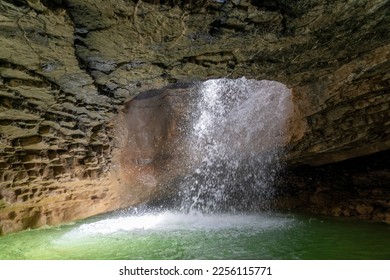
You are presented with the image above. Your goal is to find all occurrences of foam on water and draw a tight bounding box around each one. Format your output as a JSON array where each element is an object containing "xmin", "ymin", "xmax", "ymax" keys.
[
  {"xmin": 2, "ymin": 212, "xmax": 389, "ymax": 260},
  {"xmin": 62, "ymin": 212, "xmax": 294, "ymax": 239},
  {"xmin": 61, "ymin": 79, "xmax": 294, "ymax": 242}
]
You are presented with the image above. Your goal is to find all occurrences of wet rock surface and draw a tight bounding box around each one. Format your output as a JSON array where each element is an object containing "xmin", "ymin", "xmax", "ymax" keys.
[
  {"xmin": 113, "ymin": 84, "xmax": 196, "ymax": 206},
  {"xmin": 0, "ymin": 0, "xmax": 389, "ymax": 233},
  {"xmin": 275, "ymin": 150, "xmax": 390, "ymax": 223}
]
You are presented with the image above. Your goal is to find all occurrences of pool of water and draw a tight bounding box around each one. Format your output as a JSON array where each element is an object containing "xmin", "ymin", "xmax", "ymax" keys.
[{"xmin": 0, "ymin": 210, "xmax": 389, "ymax": 260}]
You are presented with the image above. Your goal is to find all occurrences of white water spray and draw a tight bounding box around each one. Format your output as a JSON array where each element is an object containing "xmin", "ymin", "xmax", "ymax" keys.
[
  {"xmin": 178, "ymin": 78, "xmax": 292, "ymax": 213},
  {"xmin": 61, "ymin": 78, "xmax": 293, "ymax": 240},
  {"xmin": 62, "ymin": 211, "xmax": 293, "ymax": 238}
]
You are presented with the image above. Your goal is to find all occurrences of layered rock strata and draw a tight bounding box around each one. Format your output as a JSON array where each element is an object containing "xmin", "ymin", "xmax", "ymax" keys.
[
  {"xmin": 276, "ymin": 150, "xmax": 390, "ymax": 223},
  {"xmin": 0, "ymin": 0, "xmax": 389, "ymax": 234}
]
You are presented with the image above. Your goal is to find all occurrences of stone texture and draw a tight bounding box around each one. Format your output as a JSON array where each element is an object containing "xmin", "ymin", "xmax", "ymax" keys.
[
  {"xmin": 64, "ymin": 0, "xmax": 390, "ymax": 165},
  {"xmin": 274, "ymin": 150, "xmax": 390, "ymax": 223},
  {"xmin": 0, "ymin": 0, "xmax": 131, "ymax": 234},
  {"xmin": 0, "ymin": 0, "xmax": 389, "ymax": 233},
  {"xmin": 113, "ymin": 85, "xmax": 196, "ymax": 205}
]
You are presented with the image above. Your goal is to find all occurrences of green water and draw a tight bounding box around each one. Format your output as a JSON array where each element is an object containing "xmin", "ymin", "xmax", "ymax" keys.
[{"xmin": 0, "ymin": 211, "xmax": 389, "ymax": 260}]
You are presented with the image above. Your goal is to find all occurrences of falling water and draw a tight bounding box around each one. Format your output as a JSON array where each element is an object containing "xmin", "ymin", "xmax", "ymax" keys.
[
  {"xmin": 178, "ymin": 78, "xmax": 293, "ymax": 213},
  {"xmin": 1, "ymin": 78, "xmax": 389, "ymax": 260}
]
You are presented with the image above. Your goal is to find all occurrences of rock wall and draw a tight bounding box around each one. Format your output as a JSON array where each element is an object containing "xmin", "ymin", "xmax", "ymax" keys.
[
  {"xmin": 114, "ymin": 85, "xmax": 196, "ymax": 206},
  {"xmin": 0, "ymin": 0, "xmax": 126, "ymax": 234},
  {"xmin": 275, "ymin": 150, "xmax": 390, "ymax": 223},
  {"xmin": 289, "ymin": 45, "xmax": 390, "ymax": 165},
  {"xmin": 0, "ymin": 0, "xmax": 389, "ymax": 234}
]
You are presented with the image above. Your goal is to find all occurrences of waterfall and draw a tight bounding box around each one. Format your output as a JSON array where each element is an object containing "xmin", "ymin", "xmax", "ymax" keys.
[{"xmin": 178, "ymin": 78, "xmax": 292, "ymax": 213}]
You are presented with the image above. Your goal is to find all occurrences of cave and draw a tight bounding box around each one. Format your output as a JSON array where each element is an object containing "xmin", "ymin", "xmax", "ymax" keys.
[
  {"xmin": 0, "ymin": 0, "xmax": 389, "ymax": 259},
  {"xmin": 115, "ymin": 78, "xmax": 294, "ymax": 212}
]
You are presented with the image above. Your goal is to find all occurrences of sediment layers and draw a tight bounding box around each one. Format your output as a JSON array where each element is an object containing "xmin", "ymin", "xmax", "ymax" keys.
[{"xmin": 0, "ymin": 0, "xmax": 389, "ymax": 233}]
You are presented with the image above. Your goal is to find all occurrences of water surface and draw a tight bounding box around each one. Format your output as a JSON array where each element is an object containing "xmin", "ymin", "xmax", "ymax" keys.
[{"xmin": 0, "ymin": 211, "xmax": 389, "ymax": 260}]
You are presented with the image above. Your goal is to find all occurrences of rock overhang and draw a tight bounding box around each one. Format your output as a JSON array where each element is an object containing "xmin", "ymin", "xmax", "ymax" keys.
[{"xmin": 0, "ymin": 0, "xmax": 389, "ymax": 234}]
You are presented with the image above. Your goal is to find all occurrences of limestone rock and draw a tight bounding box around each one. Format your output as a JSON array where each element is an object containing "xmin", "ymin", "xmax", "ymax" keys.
[
  {"xmin": 0, "ymin": 0, "xmax": 389, "ymax": 233},
  {"xmin": 274, "ymin": 150, "xmax": 390, "ymax": 223},
  {"xmin": 356, "ymin": 204, "xmax": 374, "ymax": 215}
]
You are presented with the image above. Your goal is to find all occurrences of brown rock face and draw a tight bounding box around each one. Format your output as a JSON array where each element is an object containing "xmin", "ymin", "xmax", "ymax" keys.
[
  {"xmin": 0, "ymin": 0, "xmax": 389, "ymax": 233},
  {"xmin": 113, "ymin": 85, "xmax": 195, "ymax": 205}
]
